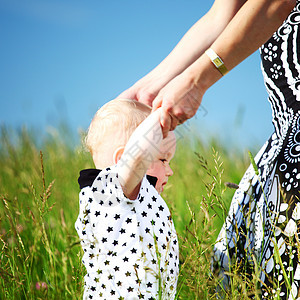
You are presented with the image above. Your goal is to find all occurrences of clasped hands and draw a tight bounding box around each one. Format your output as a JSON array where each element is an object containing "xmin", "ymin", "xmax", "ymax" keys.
[{"xmin": 119, "ymin": 72, "xmax": 203, "ymax": 138}]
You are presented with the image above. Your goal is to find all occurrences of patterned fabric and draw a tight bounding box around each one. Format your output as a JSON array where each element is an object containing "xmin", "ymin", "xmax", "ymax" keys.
[
  {"xmin": 75, "ymin": 165, "xmax": 179, "ymax": 300},
  {"xmin": 213, "ymin": 3, "xmax": 300, "ymax": 299}
]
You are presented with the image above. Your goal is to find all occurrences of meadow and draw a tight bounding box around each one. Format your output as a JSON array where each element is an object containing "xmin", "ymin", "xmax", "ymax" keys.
[{"xmin": 0, "ymin": 125, "xmax": 261, "ymax": 299}]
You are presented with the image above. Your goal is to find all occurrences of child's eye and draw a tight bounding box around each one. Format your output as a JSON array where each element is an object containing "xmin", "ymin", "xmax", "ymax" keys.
[{"xmin": 160, "ymin": 159, "xmax": 167, "ymax": 163}]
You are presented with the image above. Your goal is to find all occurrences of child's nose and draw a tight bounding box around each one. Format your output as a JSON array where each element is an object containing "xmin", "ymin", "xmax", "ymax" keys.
[{"xmin": 166, "ymin": 165, "xmax": 173, "ymax": 176}]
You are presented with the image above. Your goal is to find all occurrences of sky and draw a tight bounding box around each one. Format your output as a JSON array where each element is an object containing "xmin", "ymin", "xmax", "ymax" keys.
[{"xmin": 0, "ymin": 0, "xmax": 274, "ymax": 151}]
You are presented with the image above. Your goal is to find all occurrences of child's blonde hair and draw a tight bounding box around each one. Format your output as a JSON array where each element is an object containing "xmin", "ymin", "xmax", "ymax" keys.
[{"xmin": 86, "ymin": 99, "xmax": 151, "ymax": 167}]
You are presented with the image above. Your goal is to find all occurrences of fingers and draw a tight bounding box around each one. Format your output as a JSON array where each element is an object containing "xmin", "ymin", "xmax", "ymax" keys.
[
  {"xmin": 117, "ymin": 89, "xmax": 138, "ymax": 101},
  {"xmin": 159, "ymin": 109, "xmax": 172, "ymax": 139},
  {"xmin": 152, "ymin": 96, "xmax": 163, "ymax": 112}
]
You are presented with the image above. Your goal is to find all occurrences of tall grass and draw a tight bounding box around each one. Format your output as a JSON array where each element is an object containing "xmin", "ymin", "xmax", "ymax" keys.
[{"xmin": 0, "ymin": 125, "xmax": 255, "ymax": 299}]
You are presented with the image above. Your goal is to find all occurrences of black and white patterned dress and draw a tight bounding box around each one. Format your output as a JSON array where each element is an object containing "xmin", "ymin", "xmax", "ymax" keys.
[
  {"xmin": 213, "ymin": 3, "xmax": 300, "ymax": 299},
  {"xmin": 75, "ymin": 165, "xmax": 179, "ymax": 300}
]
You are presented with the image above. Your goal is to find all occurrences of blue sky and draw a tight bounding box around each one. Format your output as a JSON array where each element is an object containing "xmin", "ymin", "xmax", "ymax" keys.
[{"xmin": 0, "ymin": 0, "xmax": 274, "ymax": 150}]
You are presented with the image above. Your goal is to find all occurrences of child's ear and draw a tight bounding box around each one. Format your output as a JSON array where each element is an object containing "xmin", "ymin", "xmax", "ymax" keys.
[{"xmin": 113, "ymin": 146, "xmax": 125, "ymax": 164}]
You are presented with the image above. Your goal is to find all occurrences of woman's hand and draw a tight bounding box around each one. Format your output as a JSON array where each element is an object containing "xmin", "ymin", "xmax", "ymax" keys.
[
  {"xmin": 152, "ymin": 70, "xmax": 204, "ymax": 138},
  {"xmin": 118, "ymin": 72, "xmax": 171, "ymax": 107}
]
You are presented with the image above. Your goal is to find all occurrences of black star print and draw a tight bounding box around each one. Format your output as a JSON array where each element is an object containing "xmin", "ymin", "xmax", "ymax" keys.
[
  {"xmin": 147, "ymin": 282, "xmax": 152, "ymax": 288},
  {"xmin": 148, "ymin": 243, "xmax": 153, "ymax": 249},
  {"xmin": 145, "ymin": 227, "xmax": 150, "ymax": 233},
  {"xmin": 123, "ymin": 256, "xmax": 129, "ymax": 262},
  {"xmin": 152, "ymin": 196, "xmax": 157, "ymax": 202},
  {"xmin": 83, "ymin": 219, "xmax": 89, "ymax": 225},
  {"xmin": 151, "ymin": 259, "xmax": 156, "ymax": 264},
  {"xmin": 125, "ymin": 271, "xmax": 131, "ymax": 277},
  {"xmin": 88, "ymin": 197, "xmax": 93, "ymax": 203},
  {"xmin": 104, "ymin": 260, "xmax": 110, "ymax": 265},
  {"xmin": 117, "ymin": 281, "xmax": 122, "ymax": 286},
  {"xmin": 141, "ymin": 211, "xmax": 147, "ymax": 217},
  {"xmin": 97, "ymin": 269, "xmax": 102, "ymax": 274},
  {"xmin": 122, "ymin": 242, "xmax": 127, "ymax": 247},
  {"xmin": 89, "ymin": 263, "xmax": 94, "ymax": 268},
  {"xmin": 95, "ymin": 211, "xmax": 100, "ymax": 217},
  {"xmin": 102, "ymin": 237, "xmax": 107, "ymax": 243},
  {"xmin": 112, "ymin": 240, "xmax": 118, "ymax": 246},
  {"xmin": 99, "ymin": 200, "xmax": 104, "ymax": 205},
  {"xmin": 158, "ymin": 205, "xmax": 164, "ymax": 211},
  {"xmin": 110, "ymin": 289, "xmax": 115, "ymax": 295},
  {"xmin": 94, "ymin": 277, "xmax": 99, "ymax": 282},
  {"xmin": 138, "ymin": 293, "xmax": 145, "ymax": 299},
  {"xmin": 108, "ymin": 275, "xmax": 113, "ymax": 280},
  {"xmin": 92, "ymin": 187, "xmax": 97, "ymax": 192},
  {"xmin": 125, "ymin": 218, "xmax": 132, "ymax": 224},
  {"xmin": 162, "ymin": 244, "xmax": 166, "ymax": 250},
  {"xmin": 107, "ymin": 226, "xmax": 113, "ymax": 232},
  {"xmin": 151, "ymin": 220, "xmax": 155, "ymax": 225},
  {"xmin": 114, "ymin": 266, "xmax": 120, "ymax": 272},
  {"xmin": 127, "ymin": 286, "xmax": 134, "ymax": 292},
  {"xmin": 82, "ymin": 230, "xmax": 86, "ymax": 235},
  {"xmin": 133, "ymin": 263, "xmax": 139, "ymax": 269},
  {"xmin": 101, "ymin": 284, "xmax": 106, "ymax": 289},
  {"xmin": 156, "ymin": 213, "xmax": 160, "ymax": 218},
  {"xmin": 131, "ymin": 248, "xmax": 137, "ymax": 254},
  {"xmin": 120, "ymin": 228, "xmax": 126, "ymax": 234},
  {"xmin": 130, "ymin": 233, "xmax": 136, "ymax": 238},
  {"xmin": 139, "ymin": 196, "xmax": 144, "ymax": 203},
  {"xmin": 91, "ymin": 286, "xmax": 96, "ymax": 291},
  {"xmin": 147, "ymin": 203, "xmax": 152, "ymax": 209},
  {"xmin": 159, "ymin": 228, "xmax": 163, "ymax": 234},
  {"xmin": 114, "ymin": 214, "xmax": 120, "ymax": 220}
]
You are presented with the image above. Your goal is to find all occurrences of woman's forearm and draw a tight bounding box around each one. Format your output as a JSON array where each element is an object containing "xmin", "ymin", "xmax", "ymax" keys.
[
  {"xmin": 147, "ymin": 0, "xmax": 246, "ymax": 85},
  {"xmin": 188, "ymin": 0, "xmax": 295, "ymax": 92}
]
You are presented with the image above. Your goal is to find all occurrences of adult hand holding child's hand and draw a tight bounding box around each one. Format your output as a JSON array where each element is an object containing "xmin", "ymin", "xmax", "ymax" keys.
[{"xmin": 152, "ymin": 71, "xmax": 204, "ymax": 138}]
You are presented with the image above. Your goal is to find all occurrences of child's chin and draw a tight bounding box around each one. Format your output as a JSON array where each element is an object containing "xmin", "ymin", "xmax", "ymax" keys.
[{"xmin": 155, "ymin": 186, "xmax": 163, "ymax": 194}]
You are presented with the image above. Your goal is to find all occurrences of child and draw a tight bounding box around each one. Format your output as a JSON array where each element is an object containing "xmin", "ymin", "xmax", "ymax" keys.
[{"xmin": 75, "ymin": 99, "xmax": 179, "ymax": 300}]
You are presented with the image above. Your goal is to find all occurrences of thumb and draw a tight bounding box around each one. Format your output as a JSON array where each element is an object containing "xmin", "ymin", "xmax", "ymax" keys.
[
  {"xmin": 160, "ymin": 109, "xmax": 171, "ymax": 139},
  {"xmin": 152, "ymin": 95, "xmax": 163, "ymax": 112}
]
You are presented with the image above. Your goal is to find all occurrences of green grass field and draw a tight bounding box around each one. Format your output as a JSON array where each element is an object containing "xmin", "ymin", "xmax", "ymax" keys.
[{"xmin": 0, "ymin": 125, "xmax": 262, "ymax": 299}]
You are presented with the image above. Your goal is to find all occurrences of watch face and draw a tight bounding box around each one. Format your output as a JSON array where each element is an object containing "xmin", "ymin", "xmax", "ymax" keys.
[{"xmin": 213, "ymin": 57, "xmax": 223, "ymax": 68}]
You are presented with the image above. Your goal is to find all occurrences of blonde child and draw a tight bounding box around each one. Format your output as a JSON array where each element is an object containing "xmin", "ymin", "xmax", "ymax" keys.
[{"xmin": 75, "ymin": 99, "xmax": 179, "ymax": 299}]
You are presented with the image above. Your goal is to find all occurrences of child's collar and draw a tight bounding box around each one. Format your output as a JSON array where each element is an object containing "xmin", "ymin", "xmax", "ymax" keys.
[{"xmin": 78, "ymin": 168, "xmax": 157, "ymax": 189}]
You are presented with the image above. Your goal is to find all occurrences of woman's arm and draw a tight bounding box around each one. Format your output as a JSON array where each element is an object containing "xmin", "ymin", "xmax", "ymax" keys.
[
  {"xmin": 118, "ymin": 0, "xmax": 246, "ymax": 105},
  {"xmin": 117, "ymin": 109, "xmax": 163, "ymax": 199},
  {"xmin": 152, "ymin": 0, "xmax": 296, "ymax": 137}
]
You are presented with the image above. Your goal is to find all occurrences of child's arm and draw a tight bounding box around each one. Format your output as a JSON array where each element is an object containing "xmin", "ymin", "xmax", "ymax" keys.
[{"xmin": 117, "ymin": 108, "xmax": 163, "ymax": 199}]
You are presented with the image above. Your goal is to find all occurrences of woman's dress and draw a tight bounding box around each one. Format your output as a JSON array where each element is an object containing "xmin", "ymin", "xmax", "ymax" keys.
[{"xmin": 213, "ymin": 2, "xmax": 300, "ymax": 299}]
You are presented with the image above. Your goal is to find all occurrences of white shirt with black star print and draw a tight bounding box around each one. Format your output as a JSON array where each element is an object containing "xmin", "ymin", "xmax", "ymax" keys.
[{"xmin": 75, "ymin": 165, "xmax": 179, "ymax": 300}]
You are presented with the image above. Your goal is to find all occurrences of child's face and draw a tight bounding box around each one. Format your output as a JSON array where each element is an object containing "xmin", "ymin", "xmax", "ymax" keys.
[{"xmin": 146, "ymin": 132, "xmax": 176, "ymax": 194}]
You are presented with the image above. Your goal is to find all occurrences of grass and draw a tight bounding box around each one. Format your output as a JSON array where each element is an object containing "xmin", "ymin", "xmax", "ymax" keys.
[{"xmin": 0, "ymin": 125, "xmax": 271, "ymax": 299}]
